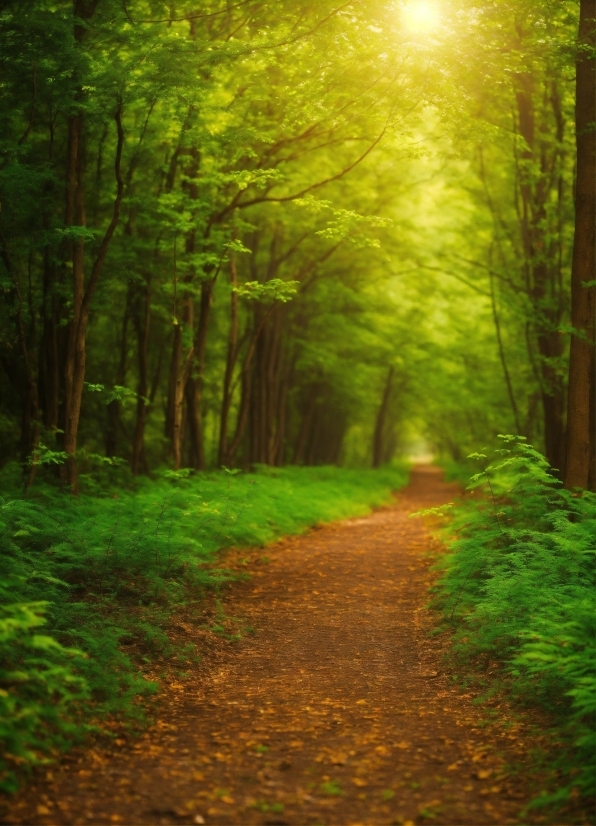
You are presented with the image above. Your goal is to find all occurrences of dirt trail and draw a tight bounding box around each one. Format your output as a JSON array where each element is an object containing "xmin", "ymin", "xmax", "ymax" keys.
[{"xmin": 6, "ymin": 467, "xmax": 548, "ymax": 826}]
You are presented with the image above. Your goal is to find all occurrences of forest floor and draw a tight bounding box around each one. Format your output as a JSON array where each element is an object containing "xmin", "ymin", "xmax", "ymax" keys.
[{"xmin": 2, "ymin": 466, "xmax": 585, "ymax": 826}]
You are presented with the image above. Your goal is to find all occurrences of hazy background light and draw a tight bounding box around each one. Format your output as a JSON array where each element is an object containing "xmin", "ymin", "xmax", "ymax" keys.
[{"xmin": 402, "ymin": 1, "xmax": 441, "ymax": 33}]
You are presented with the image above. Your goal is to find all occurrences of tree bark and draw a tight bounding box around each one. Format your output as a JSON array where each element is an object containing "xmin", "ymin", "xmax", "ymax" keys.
[
  {"xmin": 249, "ymin": 307, "xmax": 285, "ymax": 465},
  {"xmin": 218, "ymin": 252, "xmax": 239, "ymax": 467},
  {"xmin": 170, "ymin": 296, "xmax": 195, "ymax": 471},
  {"xmin": 537, "ymin": 330, "xmax": 566, "ymax": 473},
  {"xmin": 105, "ymin": 288, "xmax": 130, "ymax": 458},
  {"xmin": 186, "ymin": 277, "xmax": 215, "ymax": 469},
  {"xmin": 61, "ymin": 100, "xmax": 124, "ymax": 492},
  {"xmin": 292, "ymin": 394, "xmax": 316, "ymax": 465},
  {"xmin": 226, "ymin": 302, "xmax": 277, "ymax": 465},
  {"xmin": 488, "ymin": 268, "xmax": 521, "ymax": 434},
  {"xmin": 372, "ymin": 366, "xmax": 394, "ymax": 468},
  {"xmin": 512, "ymin": 77, "xmax": 567, "ymax": 471},
  {"xmin": 565, "ymin": 0, "xmax": 596, "ymax": 491},
  {"xmin": 131, "ymin": 278, "xmax": 151, "ymax": 475},
  {"xmin": 40, "ymin": 243, "xmax": 61, "ymax": 432}
]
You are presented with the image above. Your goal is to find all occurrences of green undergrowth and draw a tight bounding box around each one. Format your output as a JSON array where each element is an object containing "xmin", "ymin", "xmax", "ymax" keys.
[
  {"xmin": 432, "ymin": 437, "xmax": 595, "ymax": 809},
  {"xmin": 0, "ymin": 461, "xmax": 408, "ymax": 792}
]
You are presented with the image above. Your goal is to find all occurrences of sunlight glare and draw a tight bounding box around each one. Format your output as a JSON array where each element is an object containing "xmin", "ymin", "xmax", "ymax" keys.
[{"xmin": 402, "ymin": 1, "xmax": 441, "ymax": 33}]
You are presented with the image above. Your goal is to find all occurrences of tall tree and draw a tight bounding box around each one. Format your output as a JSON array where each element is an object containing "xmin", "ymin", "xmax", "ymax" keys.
[{"xmin": 565, "ymin": 0, "xmax": 596, "ymax": 491}]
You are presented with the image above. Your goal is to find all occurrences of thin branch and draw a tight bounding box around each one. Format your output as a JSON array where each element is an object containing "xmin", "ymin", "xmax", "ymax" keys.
[
  {"xmin": 489, "ymin": 265, "xmax": 522, "ymax": 434},
  {"xmin": 417, "ymin": 264, "xmax": 491, "ymax": 297},
  {"xmin": 135, "ymin": 0, "xmax": 255, "ymax": 24},
  {"xmin": 81, "ymin": 100, "xmax": 125, "ymax": 318},
  {"xmin": 449, "ymin": 253, "xmax": 523, "ymax": 293},
  {"xmin": 221, "ymin": 125, "xmax": 387, "ymax": 217}
]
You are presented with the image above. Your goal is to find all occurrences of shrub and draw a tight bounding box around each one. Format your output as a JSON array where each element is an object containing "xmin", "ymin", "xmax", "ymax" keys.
[
  {"xmin": 0, "ymin": 601, "xmax": 88, "ymax": 792},
  {"xmin": 434, "ymin": 436, "xmax": 595, "ymax": 801}
]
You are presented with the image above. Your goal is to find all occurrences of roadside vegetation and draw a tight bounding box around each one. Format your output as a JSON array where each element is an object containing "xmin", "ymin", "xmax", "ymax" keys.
[{"xmin": 432, "ymin": 437, "xmax": 595, "ymax": 806}]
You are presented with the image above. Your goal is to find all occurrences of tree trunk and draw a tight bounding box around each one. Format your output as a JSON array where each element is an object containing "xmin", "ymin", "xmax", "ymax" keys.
[
  {"xmin": 489, "ymin": 267, "xmax": 521, "ymax": 434},
  {"xmin": 565, "ymin": 0, "xmax": 596, "ymax": 491},
  {"xmin": 170, "ymin": 295, "xmax": 195, "ymax": 470},
  {"xmin": 61, "ymin": 111, "xmax": 86, "ymax": 491},
  {"xmin": 536, "ymin": 329, "xmax": 566, "ymax": 473},
  {"xmin": 40, "ymin": 249, "xmax": 61, "ymax": 432},
  {"xmin": 372, "ymin": 366, "xmax": 394, "ymax": 468},
  {"xmin": 511, "ymin": 68, "xmax": 568, "ymax": 470},
  {"xmin": 292, "ymin": 395, "xmax": 316, "ymax": 465},
  {"xmin": 248, "ymin": 306, "xmax": 287, "ymax": 465},
  {"xmin": 61, "ymin": 101, "xmax": 124, "ymax": 492},
  {"xmin": 226, "ymin": 304, "xmax": 277, "ymax": 465},
  {"xmin": 218, "ymin": 253, "xmax": 239, "ymax": 467},
  {"xmin": 186, "ymin": 277, "xmax": 214, "ymax": 470},
  {"xmin": 131, "ymin": 278, "xmax": 151, "ymax": 475},
  {"xmin": 105, "ymin": 289, "xmax": 130, "ymax": 458}
]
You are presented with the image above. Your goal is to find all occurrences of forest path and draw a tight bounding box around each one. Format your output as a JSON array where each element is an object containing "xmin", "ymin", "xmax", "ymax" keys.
[{"xmin": 7, "ymin": 467, "xmax": 547, "ymax": 826}]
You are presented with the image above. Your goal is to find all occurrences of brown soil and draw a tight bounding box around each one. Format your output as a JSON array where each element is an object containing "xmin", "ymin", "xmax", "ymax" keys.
[{"xmin": 2, "ymin": 467, "xmax": 577, "ymax": 825}]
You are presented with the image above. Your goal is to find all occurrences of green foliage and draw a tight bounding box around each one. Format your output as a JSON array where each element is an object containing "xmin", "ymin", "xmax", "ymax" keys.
[
  {"xmin": 233, "ymin": 279, "xmax": 299, "ymax": 304},
  {"xmin": 0, "ymin": 463, "xmax": 408, "ymax": 791},
  {"xmin": 432, "ymin": 437, "xmax": 595, "ymax": 801},
  {"xmin": 0, "ymin": 601, "xmax": 88, "ymax": 793}
]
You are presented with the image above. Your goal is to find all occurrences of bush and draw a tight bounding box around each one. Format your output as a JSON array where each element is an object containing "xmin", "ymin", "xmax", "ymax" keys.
[
  {"xmin": 433, "ymin": 436, "xmax": 595, "ymax": 802},
  {"xmin": 0, "ymin": 601, "xmax": 88, "ymax": 792}
]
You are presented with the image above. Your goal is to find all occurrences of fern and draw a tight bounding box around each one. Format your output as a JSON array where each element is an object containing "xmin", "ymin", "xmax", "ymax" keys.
[
  {"xmin": 0, "ymin": 601, "xmax": 88, "ymax": 792},
  {"xmin": 435, "ymin": 437, "xmax": 595, "ymax": 802}
]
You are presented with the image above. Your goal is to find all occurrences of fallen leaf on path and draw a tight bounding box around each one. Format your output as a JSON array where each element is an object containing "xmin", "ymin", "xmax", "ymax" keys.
[
  {"xmin": 351, "ymin": 777, "xmax": 367, "ymax": 786},
  {"xmin": 395, "ymin": 741, "xmax": 410, "ymax": 749},
  {"xmin": 330, "ymin": 752, "xmax": 347, "ymax": 765}
]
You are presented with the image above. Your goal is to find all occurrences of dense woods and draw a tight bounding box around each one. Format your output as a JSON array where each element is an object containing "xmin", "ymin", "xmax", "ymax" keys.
[
  {"xmin": 0, "ymin": 0, "xmax": 594, "ymax": 814},
  {"xmin": 1, "ymin": 0, "xmax": 593, "ymax": 489}
]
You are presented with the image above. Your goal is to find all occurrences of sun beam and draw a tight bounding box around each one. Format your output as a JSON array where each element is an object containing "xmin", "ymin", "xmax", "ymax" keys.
[{"xmin": 402, "ymin": 1, "xmax": 441, "ymax": 33}]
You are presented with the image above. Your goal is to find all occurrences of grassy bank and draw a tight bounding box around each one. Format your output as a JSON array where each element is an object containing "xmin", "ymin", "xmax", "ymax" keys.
[
  {"xmin": 433, "ymin": 438, "xmax": 595, "ymax": 808},
  {"xmin": 0, "ymin": 462, "xmax": 409, "ymax": 792}
]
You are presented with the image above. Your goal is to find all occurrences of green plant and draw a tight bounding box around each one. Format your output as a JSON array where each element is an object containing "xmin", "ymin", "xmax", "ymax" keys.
[
  {"xmin": 0, "ymin": 601, "xmax": 88, "ymax": 792},
  {"xmin": 432, "ymin": 436, "xmax": 595, "ymax": 802},
  {"xmin": 320, "ymin": 779, "xmax": 343, "ymax": 795}
]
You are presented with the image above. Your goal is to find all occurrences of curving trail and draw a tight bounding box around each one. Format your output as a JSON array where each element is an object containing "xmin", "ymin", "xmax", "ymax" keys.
[{"xmin": 5, "ymin": 467, "xmax": 549, "ymax": 826}]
